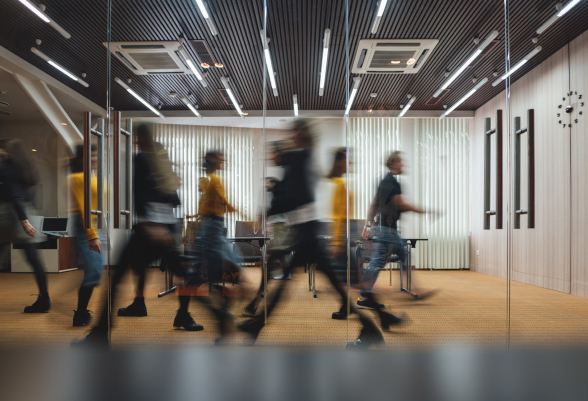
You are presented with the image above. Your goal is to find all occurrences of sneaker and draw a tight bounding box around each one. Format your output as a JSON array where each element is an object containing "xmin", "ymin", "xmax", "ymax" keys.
[
  {"xmin": 24, "ymin": 295, "xmax": 51, "ymax": 313},
  {"xmin": 273, "ymin": 272, "xmax": 291, "ymax": 280},
  {"xmin": 118, "ymin": 298, "xmax": 147, "ymax": 317},
  {"xmin": 73, "ymin": 310, "xmax": 93, "ymax": 327},
  {"xmin": 173, "ymin": 310, "xmax": 204, "ymax": 331},
  {"xmin": 356, "ymin": 297, "xmax": 385, "ymax": 310},
  {"xmin": 346, "ymin": 327, "xmax": 384, "ymax": 350}
]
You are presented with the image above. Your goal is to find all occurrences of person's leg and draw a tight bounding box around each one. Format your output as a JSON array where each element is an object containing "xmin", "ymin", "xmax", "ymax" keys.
[{"xmin": 22, "ymin": 243, "xmax": 50, "ymax": 313}]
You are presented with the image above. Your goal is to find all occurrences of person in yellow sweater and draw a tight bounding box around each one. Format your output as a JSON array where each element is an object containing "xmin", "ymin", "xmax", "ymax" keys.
[{"xmin": 69, "ymin": 144, "xmax": 104, "ymax": 326}]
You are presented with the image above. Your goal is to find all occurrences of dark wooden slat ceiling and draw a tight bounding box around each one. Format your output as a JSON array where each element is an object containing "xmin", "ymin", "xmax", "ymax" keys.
[{"xmin": 1, "ymin": 0, "xmax": 587, "ymax": 114}]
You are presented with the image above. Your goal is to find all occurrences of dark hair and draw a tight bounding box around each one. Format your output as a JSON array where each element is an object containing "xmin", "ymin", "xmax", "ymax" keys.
[
  {"xmin": 0, "ymin": 138, "xmax": 40, "ymax": 189},
  {"xmin": 266, "ymin": 177, "xmax": 279, "ymax": 185},
  {"xmin": 328, "ymin": 147, "xmax": 348, "ymax": 178},
  {"xmin": 70, "ymin": 144, "xmax": 97, "ymax": 173},
  {"xmin": 203, "ymin": 150, "xmax": 223, "ymax": 174},
  {"xmin": 291, "ymin": 118, "xmax": 315, "ymax": 148},
  {"xmin": 136, "ymin": 124, "xmax": 154, "ymax": 150}
]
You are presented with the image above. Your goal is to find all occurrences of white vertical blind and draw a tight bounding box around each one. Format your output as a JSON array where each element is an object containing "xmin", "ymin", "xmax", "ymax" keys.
[
  {"xmin": 349, "ymin": 118, "xmax": 401, "ymax": 219},
  {"xmin": 414, "ymin": 118, "xmax": 470, "ymax": 269},
  {"xmin": 152, "ymin": 123, "xmax": 254, "ymax": 237}
]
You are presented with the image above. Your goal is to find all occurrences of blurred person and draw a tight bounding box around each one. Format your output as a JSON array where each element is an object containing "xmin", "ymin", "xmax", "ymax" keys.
[
  {"xmin": 184, "ymin": 176, "xmax": 209, "ymax": 241},
  {"xmin": 0, "ymin": 139, "xmax": 50, "ymax": 313},
  {"xmin": 179, "ymin": 150, "xmax": 243, "ymax": 344},
  {"xmin": 360, "ymin": 151, "xmax": 436, "ymax": 310},
  {"xmin": 68, "ymin": 144, "xmax": 104, "ymax": 326},
  {"xmin": 76, "ymin": 125, "xmax": 198, "ymax": 347},
  {"xmin": 240, "ymin": 121, "xmax": 396, "ymax": 349}
]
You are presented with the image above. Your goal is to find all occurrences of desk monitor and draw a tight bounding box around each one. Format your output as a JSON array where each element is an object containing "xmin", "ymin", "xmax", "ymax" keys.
[{"xmin": 42, "ymin": 217, "xmax": 68, "ymax": 233}]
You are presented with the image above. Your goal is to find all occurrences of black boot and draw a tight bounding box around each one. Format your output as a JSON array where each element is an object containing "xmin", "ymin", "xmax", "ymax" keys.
[
  {"xmin": 71, "ymin": 326, "xmax": 109, "ymax": 348},
  {"xmin": 380, "ymin": 311, "xmax": 406, "ymax": 331},
  {"xmin": 173, "ymin": 310, "xmax": 203, "ymax": 331},
  {"xmin": 73, "ymin": 310, "xmax": 93, "ymax": 327},
  {"xmin": 117, "ymin": 297, "xmax": 147, "ymax": 317},
  {"xmin": 24, "ymin": 294, "xmax": 51, "ymax": 313},
  {"xmin": 346, "ymin": 327, "xmax": 385, "ymax": 350}
]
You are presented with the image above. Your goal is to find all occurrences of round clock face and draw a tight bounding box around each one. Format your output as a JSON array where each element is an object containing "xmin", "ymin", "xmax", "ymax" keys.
[{"xmin": 557, "ymin": 91, "xmax": 583, "ymax": 129}]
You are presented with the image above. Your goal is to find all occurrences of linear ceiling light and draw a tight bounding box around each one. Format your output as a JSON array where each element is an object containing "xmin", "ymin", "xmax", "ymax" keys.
[
  {"xmin": 433, "ymin": 30, "xmax": 498, "ymax": 97},
  {"xmin": 177, "ymin": 43, "xmax": 207, "ymax": 87},
  {"xmin": 293, "ymin": 94, "xmax": 298, "ymax": 117},
  {"xmin": 319, "ymin": 29, "xmax": 331, "ymax": 96},
  {"xmin": 18, "ymin": 1, "xmax": 71, "ymax": 38},
  {"xmin": 180, "ymin": 96, "xmax": 202, "ymax": 118},
  {"xmin": 31, "ymin": 47, "xmax": 88, "ymax": 87},
  {"xmin": 344, "ymin": 77, "xmax": 361, "ymax": 117},
  {"xmin": 440, "ymin": 77, "xmax": 488, "ymax": 119},
  {"xmin": 260, "ymin": 29, "xmax": 278, "ymax": 97},
  {"xmin": 398, "ymin": 96, "xmax": 415, "ymax": 118},
  {"xmin": 193, "ymin": 0, "xmax": 218, "ymax": 35},
  {"xmin": 114, "ymin": 77, "xmax": 165, "ymax": 119},
  {"xmin": 536, "ymin": 0, "xmax": 582, "ymax": 35},
  {"xmin": 220, "ymin": 77, "xmax": 244, "ymax": 119},
  {"xmin": 371, "ymin": 0, "xmax": 389, "ymax": 34},
  {"xmin": 492, "ymin": 46, "xmax": 542, "ymax": 86}
]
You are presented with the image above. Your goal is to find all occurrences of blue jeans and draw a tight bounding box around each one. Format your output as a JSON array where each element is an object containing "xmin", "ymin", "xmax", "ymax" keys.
[
  {"xmin": 360, "ymin": 226, "xmax": 405, "ymax": 295},
  {"xmin": 73, "ymin": 215, "xmax": 104, "ymax": 287}
]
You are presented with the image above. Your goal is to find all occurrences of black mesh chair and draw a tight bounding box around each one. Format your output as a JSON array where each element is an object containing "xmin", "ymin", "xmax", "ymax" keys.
[{"xmin": 234, "ymin": 221, "xmax": 263, "ymax": 268}]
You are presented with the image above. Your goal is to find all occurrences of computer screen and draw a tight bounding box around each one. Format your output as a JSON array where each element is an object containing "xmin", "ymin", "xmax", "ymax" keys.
[{"xmin": 42, "ymin": 218, "xmax": 68, "ymax": 232}]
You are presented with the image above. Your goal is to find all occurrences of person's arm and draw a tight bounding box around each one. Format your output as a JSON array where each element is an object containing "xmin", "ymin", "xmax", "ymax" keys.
[
  {"xmin": 211, "ymin": 176, "xmax": 237, "ymax": 213},
  {"xmin": 2, "ymin": 166, "xmax": 36, "ymax": 237},
  {"xmin": 70, "ymin": 175, "xmax": 100, "ymax": 246},
  {"xmin": 392, "ymin": 195, "xmax": 427, "ymax": 214},
  {"xmin": 362, "ymin": 198, "xmax": 377, "ymax": 240}
]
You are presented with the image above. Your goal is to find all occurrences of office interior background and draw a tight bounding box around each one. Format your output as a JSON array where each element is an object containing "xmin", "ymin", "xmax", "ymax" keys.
[{"xmin": 0, "ymin": 0, "xmax": 587, "ymax": 352}]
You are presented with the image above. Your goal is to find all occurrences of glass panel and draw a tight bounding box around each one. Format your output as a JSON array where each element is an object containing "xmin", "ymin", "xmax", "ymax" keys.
[{"xmin": 507, "ymin": 0, "xmax": 588, "ymax": 347}]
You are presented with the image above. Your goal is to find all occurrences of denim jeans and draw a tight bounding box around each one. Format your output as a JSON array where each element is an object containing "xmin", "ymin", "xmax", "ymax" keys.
[
  {"xmin": 360, "ymin": 226, "xmax": 405, "ymax": 296},
  {"xmin": 72, "ymin": 215, "xmax": 104, "ymax": 287}
]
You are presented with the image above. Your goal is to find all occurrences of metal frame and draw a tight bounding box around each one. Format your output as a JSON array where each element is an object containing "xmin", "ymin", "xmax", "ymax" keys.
[
  {"xmin": 514, "ymin": 109, "xmax": 535, "ymax": 229},
  {"xmin": 484, "ymin": 109, "xmax": 503, "ymax": 230},
  {"xmin": 113, "ymin": 111, "xmax": 132, "ymax": 229},
  {"xmin": 83, "ymin": 112, "xmax": 105, "ymax": 229}
]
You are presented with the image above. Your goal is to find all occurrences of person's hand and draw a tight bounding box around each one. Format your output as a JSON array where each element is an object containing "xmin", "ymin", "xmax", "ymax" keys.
[
  {"xmin": 362, "ymin": 225, "xmax": 371, "ymax": 240},
  {"xmin": 20, "ymin": 220, "xmax": 36, "ymax": 238},
  {"xmin": 89, "ymin": 238, "xmax": 101, "ymax": 254}
]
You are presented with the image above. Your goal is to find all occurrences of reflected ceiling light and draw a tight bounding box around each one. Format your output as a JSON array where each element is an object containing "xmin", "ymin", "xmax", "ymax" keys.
[
  {"xmin": 201, "ymin": 63, "xmax": 210, "ymax": 68},
  {"xmin": 536, "ymin": 0, "xmax": 582, "ymax": 35},
  {"xmin": 178, "ymin": 41, "xmax": 207, "ymax": 87},
  {"xmin": 214, "ymin": 63, "xmax": 223, "ymax": 68},
  {"xmin": 371, "ymin": 0, "xmax": 389, "ymax": 34},
  {"xmin": 440, "ymin": 77, "xmax": 488, "ymax": 119},
  {"xmin": 390, "ymin": 60, "xmax": 400, "ymax": 64},
  {"xmin": 193, "ymin": 0, "xmax": 218, "ymax": 35},
  {"xmin": 260, "ymin": 30, "xmax": 278, "ymax": 97},
  {"xmin": 319, "ymin": 28, "xmax": 331, "ymax": 96},
  {"xmin": 293, "ymin": 94, "xmax": 299, "ymax": 117},
  {"xmin": 492, "ymin": 46, "xmax": 542, "ymax": 86},
  {"xmin": 406, "ymin": 58, "xmax": 416, "ymax": 65},
  {"xmin": 398, "ymin": 96, "xmax": 415, "ymax": 118},
  {"xmin": 31, "ymin": 48, "xmax": 89, "ymax": 87},
  {"xmin": 220, "ymin": 76, "xmax": 245, "ymax": 119},
  {"xmin": 180, "ymin": 95, "xmax": 202, "ymax": 118},
  {"xmin": 18, "ymin": 1, "xmax": 71, "ymax": 39},
  {"xmin": 60, "ymin": 122, "xmax": 67, "ymax": 125},
  {"xmin": 114, "ymin": 77, "xmax": 165, "ymax": 119},
  {"xmin": 344, "ymin": 77, "xmax": 361, "ymax": 117},
  {"xmin": 434, "ymin": 30, "xmax": 498, "ymax": 97}
]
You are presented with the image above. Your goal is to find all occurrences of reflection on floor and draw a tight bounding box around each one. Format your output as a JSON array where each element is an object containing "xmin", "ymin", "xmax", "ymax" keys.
[{"xmin": 0, "ymin": 268, "xmax": 587, "ymax": 348}]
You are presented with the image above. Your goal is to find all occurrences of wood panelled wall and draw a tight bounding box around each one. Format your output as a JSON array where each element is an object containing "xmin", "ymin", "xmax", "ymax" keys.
[{"xmin": 470, "ymin": 29, "xmax": 588, "ymax": 297}]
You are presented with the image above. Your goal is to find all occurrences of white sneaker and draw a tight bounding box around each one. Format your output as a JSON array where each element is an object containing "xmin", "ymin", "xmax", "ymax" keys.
[{"xmin": 273, "ymin": 273, "xmax": 291, "ymax": 280}]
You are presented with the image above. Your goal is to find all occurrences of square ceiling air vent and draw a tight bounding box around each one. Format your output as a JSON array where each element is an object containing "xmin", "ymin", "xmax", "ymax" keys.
[
  {"xmin": 352, "ymin": 39, "xmax": 438, "ymax": 74},
  {"xmin": 104, "ymin": 41, "xmax": 195, "ymax": 75}
]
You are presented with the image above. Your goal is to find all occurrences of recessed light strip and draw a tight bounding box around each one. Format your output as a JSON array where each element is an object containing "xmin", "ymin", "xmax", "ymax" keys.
[
  {"xmin": 371, "ymin": 0, "xmax": 389, "ymax": 34},
  {"xmin": 260, "ymin": 30, "xmax": 278, "ymax": 97},
  {"xmin": 178, "ymin": 42, "xmax": 207, "ymax": 87},
  {"xmin": 31, "ymin": 47, "xmax": 88, "ymax": 87},
  {"xmin": 220, "ymin": 77, "xmax": 245, "ymax": 119},
  {"xmin": 433, "ymin": 30, "xmax": 498, "ymax": 97},
  {"xmin": 180, "ymin": 96, "xmax": 202, "ymax": 118},
  {"xmin": 293, "ymin": 94, "xmax": 299, "ymax": 117},
  {"xmin": 319, "ymin": 29, "xmax": 331, "ymax": 96},
  {"xmin": 344, "ymin": 77, "xmax": 361, "ymax": 117},
  {"xmin": 114, "ymin": 77, "xmax": 165, "ymax": 119},
  {"xmin": 398, "ymin": 96, "xmax": 415, "ymax": 118},
  {"xmin": 193, "ymin": 0, "xmax": 218, "ymax": 35},
  {"xmin": 18, "ymin": 0, "xmax": 71, "ymax": 39},
  {"xmin": 440, "ymin": 77, "xmax": 488, "ymax": 119},
  {"xmin": 492, "ymin": 46, "xmax": 542, "ymax": 86}
]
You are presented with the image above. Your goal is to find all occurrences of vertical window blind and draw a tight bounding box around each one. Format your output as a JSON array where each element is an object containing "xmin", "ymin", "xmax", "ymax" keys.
[
  {"xmin": 152, "ymin": 123, "xmax": 254, "ymax": 237},
  {"xmin": 414, "ymin": 118, "xmax": 470, "ymax": 269}
]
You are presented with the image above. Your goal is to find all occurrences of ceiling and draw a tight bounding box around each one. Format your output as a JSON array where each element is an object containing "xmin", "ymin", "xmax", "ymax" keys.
[
  {"xmin": 0, "ymin": 68, "xmax": 45, "ymax": 122},
  {"xmin": 1, "ymin": 0, "xmax": 588, "ymax": 116}
]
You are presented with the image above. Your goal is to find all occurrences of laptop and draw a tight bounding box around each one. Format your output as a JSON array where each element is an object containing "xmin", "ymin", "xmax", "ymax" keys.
[{"xmin": 41, "ymin": 217, "xmax": 69, "ymax": 237}]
